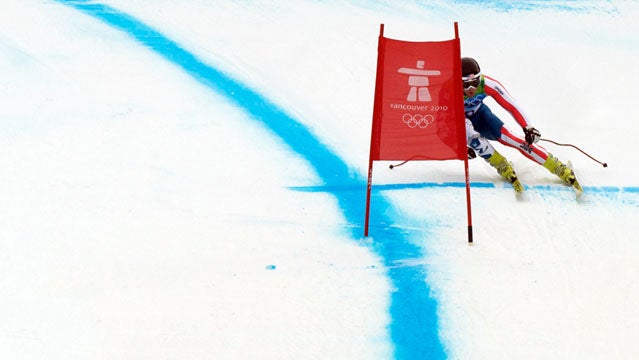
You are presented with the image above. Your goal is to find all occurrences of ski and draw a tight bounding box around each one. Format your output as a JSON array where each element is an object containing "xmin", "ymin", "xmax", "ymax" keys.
[
  {"xmin": 512, "ymin": 178, "xmax": 525, "ymax": 197},
  {"xmin": 567, "ymin": 161, "xmax": 583, "ymax": 198},
  {"xmin": 571, "ymin": 179, "xmax": 584, "ymax": 198}
]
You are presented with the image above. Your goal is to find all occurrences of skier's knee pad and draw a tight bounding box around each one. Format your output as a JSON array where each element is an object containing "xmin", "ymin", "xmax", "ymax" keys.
[{"xmin": 468, "ymin": 134, "xmax": 494, "ymax": 159}]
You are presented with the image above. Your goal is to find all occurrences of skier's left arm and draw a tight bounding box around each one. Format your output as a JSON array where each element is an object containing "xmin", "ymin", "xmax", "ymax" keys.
[{"xmin": 484, "ymin": 75, "xmax": 540, "ymax": 144}]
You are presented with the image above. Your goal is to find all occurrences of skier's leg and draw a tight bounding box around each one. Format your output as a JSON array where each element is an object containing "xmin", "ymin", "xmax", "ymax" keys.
[
  {"xmin": 542, "ymin": 154, "xmax": 582, "ymax": 192},
  {"xmin": 466, "ymin": 118, "xmax": 494, "ymax": 159},
  {"xmin": 485, "ymin": 150, "xmax": 525, "ymax": 194},
  {"xmin": 471, "ymin": 104, "xmax": 547, "ymax": 163},
  {"xmin": 466, "ymin": 119, "xmax": 524, "ymax": 193},
  {"xmin": 498, "ymin": 126, "xmax": 581, "ymax": 187},
  {"xmin": 499, "ymin": 126, "xmax": 548, "ymax": 164}
]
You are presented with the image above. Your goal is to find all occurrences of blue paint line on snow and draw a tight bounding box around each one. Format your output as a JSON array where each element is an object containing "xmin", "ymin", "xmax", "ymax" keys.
[
  {"xmin": 522, "ymin": 184, "xmax": 639, "ymax": 197},
  {"xmin": 446, "ymin": 0, "xmax": 619, "ymax": 13},
  {"xmin": 291, "ymin": 182, "xmax": 495, "ymax": 192},
  {"xmin": 55, "ymin": 1, "xmax": 446, "ymax": 358},
  {"xmin": 362, "ymin": 0, "xmax": 620, "ymax": 14},
  {"xmin": 291, "ymin": 182, "xmax": 639, "ymax": 195}
]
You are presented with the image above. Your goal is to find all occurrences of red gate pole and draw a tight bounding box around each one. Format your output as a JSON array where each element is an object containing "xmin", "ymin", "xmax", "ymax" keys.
[
  {"xmin": 455, "ymin": 22, "xmax": 473, "ymax": 244},
  {"xmin": 364, "ymin": 160, "xmax": 373, "ymax": 237},
  {"xmin": 464, "ymin": 156, "xmax": 473, "ymax": 244},
  {"xmin": 364, "ymin": 24, "xmax": 385, "ymax": 237}
]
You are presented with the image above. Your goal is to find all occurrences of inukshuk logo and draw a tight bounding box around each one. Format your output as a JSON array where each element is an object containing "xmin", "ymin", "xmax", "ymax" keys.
[{"xmin": 396, "ymin": 60, "xmax": 441, "ymax": 129}]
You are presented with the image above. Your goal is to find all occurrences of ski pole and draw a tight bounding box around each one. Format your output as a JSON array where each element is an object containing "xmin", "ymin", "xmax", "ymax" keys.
[
  {"xmin": 389, "ymin": 159, "xmax": 409, "ymax": 169},
  {"xmin": 389, "ymin": 155, "xmax": 431, "ymax": 169},
  {"xmin": 539, "ymin": 138, "xmax": 608, "ymax": 168}
]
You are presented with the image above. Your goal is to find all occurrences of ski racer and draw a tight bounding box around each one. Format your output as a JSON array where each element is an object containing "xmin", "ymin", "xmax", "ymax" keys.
[{"xmin": 462, "ymin": 57, "xmax": 582, "ymax": 195}]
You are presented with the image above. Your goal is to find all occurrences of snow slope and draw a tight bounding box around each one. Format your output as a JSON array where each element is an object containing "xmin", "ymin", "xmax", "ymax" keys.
[{"xmin": 1, "ymin": 0, "xmax": 638, "ymax": 359}]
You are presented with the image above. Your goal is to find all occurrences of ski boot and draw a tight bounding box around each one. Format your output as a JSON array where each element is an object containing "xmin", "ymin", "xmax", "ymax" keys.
[
  {"xmin": 486, "ymin": 151, "xmax": 525, "ymax": 195},
  {"xmin": 543, "ymin": 154, "xmax": 583, "ymax": 196}
]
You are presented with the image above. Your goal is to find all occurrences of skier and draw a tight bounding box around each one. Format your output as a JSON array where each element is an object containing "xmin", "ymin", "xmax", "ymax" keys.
[{"xmin": 462, "ymin": 57, "xmax": 582, "ymax": 195}]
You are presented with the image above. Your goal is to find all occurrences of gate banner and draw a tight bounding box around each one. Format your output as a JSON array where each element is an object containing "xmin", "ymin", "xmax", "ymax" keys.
[
  {"xmin": 365, "ymin": 24, "xmax": 473, "ymax": 243},
  {"xmin": 369, "ymin": 30, "xmax": 466, "ymax": 161}
]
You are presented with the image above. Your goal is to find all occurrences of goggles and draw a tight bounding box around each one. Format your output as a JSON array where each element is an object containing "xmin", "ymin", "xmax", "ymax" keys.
[{"xmin": 462, "ymin": 72, "xmax": 481, "ymax": 90}]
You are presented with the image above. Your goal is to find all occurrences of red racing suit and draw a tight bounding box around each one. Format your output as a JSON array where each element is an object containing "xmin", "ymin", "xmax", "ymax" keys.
[{"xmin": 465, "ymin": 74, "xmax": 549, "ymax": 164}]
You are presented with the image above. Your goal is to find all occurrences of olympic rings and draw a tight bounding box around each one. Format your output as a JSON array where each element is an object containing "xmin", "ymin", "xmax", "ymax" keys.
[{"xmin": 402, "ymin": 113, "xmax": 434, "ymax": 129}]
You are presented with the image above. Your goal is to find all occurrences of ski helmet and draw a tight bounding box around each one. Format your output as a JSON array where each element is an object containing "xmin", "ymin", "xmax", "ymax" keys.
[{"xmin": 461, "ymin": 57, "xmax": 480, "ymax": 77}]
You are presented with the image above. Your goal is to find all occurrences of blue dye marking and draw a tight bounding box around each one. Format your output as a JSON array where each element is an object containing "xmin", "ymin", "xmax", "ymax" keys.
[
  {"xmin": 291, "ymin": 182, "xmax": 495, "ymax": 192},
  {"xmin": 362, "ymin": 0, "xmax": 620, "ymax": 14},
  {"xmin": 55, "ymin": 1, "xmax": 446, "ymax": 358},
  {"xmin": 291, "ymin": 182, "xmax": 639, "ymax": 197},
  {"xmin": 447, "ymin": 0, "xmax": 620, "ymax": 13}
]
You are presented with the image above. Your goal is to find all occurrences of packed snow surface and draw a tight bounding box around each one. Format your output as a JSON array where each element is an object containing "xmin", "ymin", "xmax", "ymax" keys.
[{"xmin": 1, "ymin": 1, "xmax": 637, "ymax": 359}]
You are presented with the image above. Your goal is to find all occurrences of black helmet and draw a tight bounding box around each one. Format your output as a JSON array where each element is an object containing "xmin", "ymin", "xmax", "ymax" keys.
[{"xmin": 462, "ymin": 57, "xmax": 480, "ymax": 77}]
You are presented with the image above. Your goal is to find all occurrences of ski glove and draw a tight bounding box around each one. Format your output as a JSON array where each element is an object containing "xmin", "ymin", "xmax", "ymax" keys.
[
  {"xmin": 524, "ymin": 126, "xmax": 541, "ymax": 145},
  {"xmin": 467, "ymin": 147, "xmax": 477, "ymax": 160}
]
